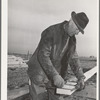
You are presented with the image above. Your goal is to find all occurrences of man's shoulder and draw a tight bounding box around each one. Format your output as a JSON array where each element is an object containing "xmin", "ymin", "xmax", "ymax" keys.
[
  {"xmin": 45, "ymin": 20, "xmax": 68, "ymax": 30},
  {"xmin": 50, "ymin": 20, "xmax": 68, "ymax": 28},
  {"xmin": 41, "ymin": 20, "xmax": 68, "ymax": 37}
]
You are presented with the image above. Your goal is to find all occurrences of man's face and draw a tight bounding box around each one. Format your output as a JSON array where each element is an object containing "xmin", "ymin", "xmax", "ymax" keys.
[{"xmin": 68, "ymin": 18, "xmax": 80, "ymax": 36}]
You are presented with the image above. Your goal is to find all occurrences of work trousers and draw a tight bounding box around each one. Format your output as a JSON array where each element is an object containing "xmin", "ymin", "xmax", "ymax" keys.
[{"xmin": 29, "ymin": 79, "xmax": 65, "ymax": 100}]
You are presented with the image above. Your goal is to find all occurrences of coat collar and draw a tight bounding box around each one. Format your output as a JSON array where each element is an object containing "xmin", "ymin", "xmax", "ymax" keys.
[{"xmin": 62, "ymin": 21, "xmax": 71, "ymax": 37}]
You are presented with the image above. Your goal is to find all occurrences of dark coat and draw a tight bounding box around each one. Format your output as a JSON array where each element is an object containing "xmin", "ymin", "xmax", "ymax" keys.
[{"xmin": 27, "ymin": 21, "xmax": 85, "ymax": 85}]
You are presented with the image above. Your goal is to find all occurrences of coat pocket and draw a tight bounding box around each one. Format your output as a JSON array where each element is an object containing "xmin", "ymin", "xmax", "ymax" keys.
[{"xmin": 29, "ymin": 71, "xmax": 49, "ymax": 86}]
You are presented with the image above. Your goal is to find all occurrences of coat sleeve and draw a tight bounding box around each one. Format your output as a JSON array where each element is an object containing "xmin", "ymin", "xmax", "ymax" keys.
[
  {"xmin": 37, "ymin": 30, "xmax": 59, "ymax": 80},
  {"xmin": 69, "ymin": 50, "xmax": 85, "ymax": 80}
]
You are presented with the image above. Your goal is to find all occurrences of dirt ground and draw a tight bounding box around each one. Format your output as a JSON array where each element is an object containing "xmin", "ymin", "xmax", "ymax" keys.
[
  {"xmin": 8, "ymin": 74, "xmax": 96, "ymax": 100},
  {"xmin": 8, "ymin": 57, "xmax": 97, "ymax": 100}
]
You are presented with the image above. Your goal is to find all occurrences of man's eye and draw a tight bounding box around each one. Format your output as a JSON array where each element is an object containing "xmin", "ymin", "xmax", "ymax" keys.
[{"xmin": 76, "ymin": 29, "xmax": 79, "ymax": 31}]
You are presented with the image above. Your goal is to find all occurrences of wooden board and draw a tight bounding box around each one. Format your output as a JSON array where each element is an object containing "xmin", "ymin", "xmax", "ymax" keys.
[{"xmin": 56, "ymin": 66, "xmax": 97, "ymax": 95}]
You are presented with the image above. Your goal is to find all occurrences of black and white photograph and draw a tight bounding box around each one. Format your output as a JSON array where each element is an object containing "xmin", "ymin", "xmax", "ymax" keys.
[{"xmin": 2, "ymin": 0, "xmax": 98, "ymax": 100}]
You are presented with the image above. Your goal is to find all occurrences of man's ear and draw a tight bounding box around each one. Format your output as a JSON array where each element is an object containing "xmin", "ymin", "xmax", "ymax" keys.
[
  {"xmin": 69, "ymin": 18, "xmax": 71, "ymax": 24},
  {"xmin": 69, "ymin": 18, "xmax": 74, "ymax": 26}
]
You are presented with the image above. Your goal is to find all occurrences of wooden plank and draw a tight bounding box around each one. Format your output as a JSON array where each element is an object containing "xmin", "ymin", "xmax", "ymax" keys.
[
  {"xmin": 8, "ymin": 86, "xmax": 29, "ymax": 100},
  {"xmin": 56, "ymin": 66, "xmax": 97, "ymax": 95},
  {"xmin": 84, "ymin": 66, "xmax": 97, "ymax": 82},
  {"xmin": 13, "ymin": 93, "xmax": 30, "ymax": 100}
]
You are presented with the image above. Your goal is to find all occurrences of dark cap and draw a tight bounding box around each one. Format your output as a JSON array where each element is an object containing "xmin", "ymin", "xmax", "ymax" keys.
[{"xmin": 71, "ymin": 11, "xmax": 89, "ymax": 34}]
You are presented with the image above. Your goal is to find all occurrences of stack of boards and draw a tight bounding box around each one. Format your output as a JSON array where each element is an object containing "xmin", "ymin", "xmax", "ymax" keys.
[{"xmin": 56, "ymin": 66, "xmax": 97, "ymax": 95}]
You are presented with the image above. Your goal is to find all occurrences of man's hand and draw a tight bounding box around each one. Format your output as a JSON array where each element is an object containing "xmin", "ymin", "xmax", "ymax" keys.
[
  {"xmin": 76, "ymin": 78, "xmax": 85, "ymax": 91},
  {"xmin": 53, "ymin": 75, "xmax": 64, "ymax": 88}
]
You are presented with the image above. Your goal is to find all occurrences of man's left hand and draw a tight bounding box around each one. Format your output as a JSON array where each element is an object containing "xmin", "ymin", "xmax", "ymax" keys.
[{"xmin": 75, "ymin": 78, "xmax": 85, "ymax": 91}]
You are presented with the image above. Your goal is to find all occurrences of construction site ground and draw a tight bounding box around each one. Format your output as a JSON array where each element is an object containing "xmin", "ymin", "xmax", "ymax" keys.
[
  {"xmin": 8, "ymin": 74, "xmax": 96, "ymax": 100},
  {"xmin": 8, "ymin": 57, "xmax": 97, "ymax": 100}
]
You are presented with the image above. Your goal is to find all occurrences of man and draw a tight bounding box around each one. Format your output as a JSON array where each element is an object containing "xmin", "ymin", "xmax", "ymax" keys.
[{"xmin": 27, "ymin": 11, "xmax": 89, "ymax": 100}]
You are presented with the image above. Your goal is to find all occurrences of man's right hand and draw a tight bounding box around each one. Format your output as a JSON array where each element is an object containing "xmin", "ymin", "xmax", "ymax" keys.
[
  {"xmin": 53, "ymin": 75, "xmax": 64, "ymax": 88},
  {"xmin": 75, "ymin": 78, "xmax": 85, "ymax": 91}
]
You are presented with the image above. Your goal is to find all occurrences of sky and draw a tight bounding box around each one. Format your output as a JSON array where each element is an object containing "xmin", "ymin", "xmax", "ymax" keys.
[{"xmin": 8, "ymin": 0, "xmax": 98, "ymax": 57}]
